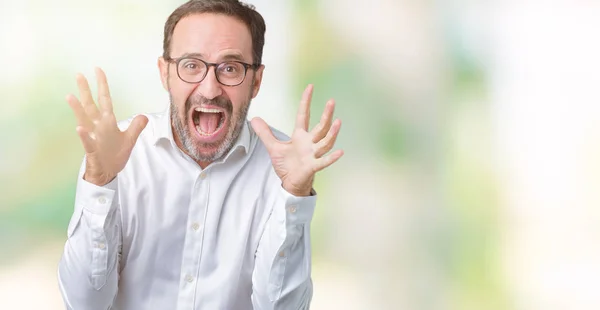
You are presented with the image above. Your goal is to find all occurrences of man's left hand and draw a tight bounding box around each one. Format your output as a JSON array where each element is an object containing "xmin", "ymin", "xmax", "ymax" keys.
[{"xmin": 251, "ymin": 84, "xmax": 343, "ymax": 197}]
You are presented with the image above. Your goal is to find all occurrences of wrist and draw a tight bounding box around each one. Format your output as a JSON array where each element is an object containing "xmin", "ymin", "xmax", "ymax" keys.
[
  {"xmin": 282, "ymin": 182, "xmax": 313, "ymax": 197},
  {"xmin": 83, "ymin": 172, "xmax": 115, "ymax": 187},
  {"xmin": 288, "ymin": 189, "xmax": 312, "ymax": 197}
]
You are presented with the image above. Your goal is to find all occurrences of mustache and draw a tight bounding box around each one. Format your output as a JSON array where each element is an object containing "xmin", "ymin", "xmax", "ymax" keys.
[{"xmin": 185, "ymin": 94, "xmax": 233, "ymax": 114}]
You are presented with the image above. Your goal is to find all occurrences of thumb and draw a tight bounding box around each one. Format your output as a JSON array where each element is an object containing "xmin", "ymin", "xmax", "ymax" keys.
[
  {"xmin": 250, "ymin": 117, "xmax": 278, "ymax": 150},
  {"xmin": 126, "ymin": 114, "xmax": 149, "ymax": 145}
]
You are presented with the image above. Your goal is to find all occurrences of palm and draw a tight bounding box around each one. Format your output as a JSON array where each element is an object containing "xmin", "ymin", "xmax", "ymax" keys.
[
  {"xmin": 251, "ymin": 85, "xmax": 343, "ymax": 196},
  {"xmin": 83, "ymin": 117, "xmax": 138, "ymax": 183},
  {"xmin": 267, "ymin": 130, "xmax": 316, "ymax": 193},
  {"xmin": 67, "ymin": 68, "xmax": 148, "ymax": 186}
]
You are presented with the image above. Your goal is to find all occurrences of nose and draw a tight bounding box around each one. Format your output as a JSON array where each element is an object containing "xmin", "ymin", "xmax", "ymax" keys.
[{"xmin": 194, "ymin": 66, "xmax": 223, "ymax": 100}]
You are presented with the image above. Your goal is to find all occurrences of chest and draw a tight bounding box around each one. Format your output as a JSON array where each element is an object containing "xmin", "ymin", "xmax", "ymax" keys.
[{"xmin": 115, "ymin": 153, "xmax": 272, "ymax": 284}]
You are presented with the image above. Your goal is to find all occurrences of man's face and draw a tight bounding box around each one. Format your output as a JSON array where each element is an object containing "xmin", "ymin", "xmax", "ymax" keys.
[{"xmin": 158, "ymin": 13, "xmax": 264, "ymax": 165}]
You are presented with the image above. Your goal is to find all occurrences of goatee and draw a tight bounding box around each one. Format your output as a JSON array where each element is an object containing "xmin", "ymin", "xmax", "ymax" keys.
[{"xmin": 170, "ymin": 94, "xmax": 250, "ymax": 163}]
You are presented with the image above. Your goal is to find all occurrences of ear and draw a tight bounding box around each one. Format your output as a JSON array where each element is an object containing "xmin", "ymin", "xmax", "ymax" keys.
[
  {"xmin": 251, "ymin": 65, "xmax": 265, "ymax": 99},
  {"xmin": 158, "ymin": 56, "xmax": 170, "ymax": 91}
]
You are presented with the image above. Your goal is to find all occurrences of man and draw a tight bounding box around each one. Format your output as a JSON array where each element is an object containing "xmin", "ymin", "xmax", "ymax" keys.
[{"xmin": 57, "ymin": 1, "xmax": 343, "ymax": 309}]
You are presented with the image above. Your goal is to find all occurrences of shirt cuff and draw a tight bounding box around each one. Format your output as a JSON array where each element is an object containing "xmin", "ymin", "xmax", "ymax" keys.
[
  {"xmin": 279, "ymin": 186, "xmax": 317, "ymax": 225},
  {"xmin": 76, "ymin": 176, "xmax": 118, "ymax": 215}
]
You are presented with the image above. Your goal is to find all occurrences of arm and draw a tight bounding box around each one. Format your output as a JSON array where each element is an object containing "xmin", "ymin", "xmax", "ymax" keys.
[
  {"xmin": 251, "ymin": 188, "xmax": 316, "ymax": 310},
  {"xmin": 250, "ymin": 84, "xmax": 344, "ymax": 309},
  {"xmin": 58, "ymin": 159, "xmax": 122, "ymax": 310},
  {"xmin": 59, "ymin": 67, "xmax": 147, "ymax": 309}
]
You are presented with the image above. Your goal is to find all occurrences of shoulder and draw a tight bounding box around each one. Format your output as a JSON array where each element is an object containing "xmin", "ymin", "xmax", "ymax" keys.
[
  {"xmin": 116, "ymin": 111, "xmax": 164, "ymax": 129},
  {"xmin": 112, "ymin": 111, "xmax": 169, "ymax": 155},
  {"xmin": 267, "ymin": 125, "xmax": 291, "ymax": 143},
  {"xmin": 248, "ymin": 121, "xmax": 290, "ymax": 153},
  {"xmin": 247, "ymin": 121, "xmax": 289, "ymax": 176},
  {"xmin": 116, "ymin": 111, "xmax": 166, "ymax": 139}
]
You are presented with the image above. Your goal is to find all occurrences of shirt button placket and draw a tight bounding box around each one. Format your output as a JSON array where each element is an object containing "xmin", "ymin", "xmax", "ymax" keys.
[{"xmin": 192, "ymin": 171, "xmax": 209, "ymax": 233}]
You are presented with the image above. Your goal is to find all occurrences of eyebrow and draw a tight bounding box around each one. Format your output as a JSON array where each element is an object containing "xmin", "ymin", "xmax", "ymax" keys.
[{"xmin": 178, "ymin": 52, "xmax": 247, "ymax": 63}]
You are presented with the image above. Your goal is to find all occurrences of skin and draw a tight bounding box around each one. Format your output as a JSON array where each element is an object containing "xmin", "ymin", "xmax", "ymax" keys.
[
  {"xmin": 66, "ymin": 13, "xmax": 343, "ymax": 197},
  {"xmin": 158, "ymin": 14, "xmax": 262, "ymax": 167}
]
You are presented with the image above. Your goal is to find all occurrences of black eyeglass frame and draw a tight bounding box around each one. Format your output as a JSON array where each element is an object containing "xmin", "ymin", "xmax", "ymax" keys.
[{"xmin": 165, "ymin": 56, "xmax": 261, "ymax": 86}]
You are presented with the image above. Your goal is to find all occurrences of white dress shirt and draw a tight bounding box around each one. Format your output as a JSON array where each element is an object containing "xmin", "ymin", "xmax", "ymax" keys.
[{"xmin": 58, "ymin": 109, "xmax": 315, "ymax": 310}]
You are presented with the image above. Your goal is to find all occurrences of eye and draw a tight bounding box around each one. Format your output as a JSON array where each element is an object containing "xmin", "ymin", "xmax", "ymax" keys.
[
  {"xmin": 184, "ymin": 63, "xmax": 198, "ymax": 69},
  {"xmin": 223, "ymin": 64, "xmax": 238, "ymax": 73},
  {"xmin": 218, "ymin": 62, "xmax": 244, "ymax": 75},
  {"xmin": 179, "ymin": 59, "xmax": 204, "ymax": 73}
]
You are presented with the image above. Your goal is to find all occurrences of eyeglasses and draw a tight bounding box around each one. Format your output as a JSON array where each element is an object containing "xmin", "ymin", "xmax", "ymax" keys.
[{"xmin": 165, "ymin": 56, "xmax": 260, "ymax": 86}]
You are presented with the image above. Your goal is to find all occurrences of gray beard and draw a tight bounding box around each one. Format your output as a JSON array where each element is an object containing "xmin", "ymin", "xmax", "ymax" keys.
[{"xmin": 170, "ymin": 94, "xmax": 250, "ymax": 163}]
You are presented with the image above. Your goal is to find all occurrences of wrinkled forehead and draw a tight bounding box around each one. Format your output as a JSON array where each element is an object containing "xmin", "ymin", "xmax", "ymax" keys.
[{"xmin": 170, "ymin": 13, "xmax": 253, "ymax": 63}]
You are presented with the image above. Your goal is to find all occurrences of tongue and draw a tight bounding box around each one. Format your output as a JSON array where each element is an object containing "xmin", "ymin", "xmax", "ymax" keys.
[{"xmin": 199, "ymin": 112, "xmax": 221, "ymax": 134}]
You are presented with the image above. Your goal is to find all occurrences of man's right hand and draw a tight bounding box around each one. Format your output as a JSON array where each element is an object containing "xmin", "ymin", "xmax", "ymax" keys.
[{"xmin": 67, "ymin": 67, "xmax": 148, "ymax": 187}]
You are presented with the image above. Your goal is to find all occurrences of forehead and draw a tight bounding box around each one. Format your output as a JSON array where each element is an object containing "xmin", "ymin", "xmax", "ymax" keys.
[{"xmin": 170, "ymin": 13, "xmax": 253, "ymax": 62}]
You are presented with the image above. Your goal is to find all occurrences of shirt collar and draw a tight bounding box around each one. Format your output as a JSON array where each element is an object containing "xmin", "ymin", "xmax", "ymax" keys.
[
  {"xmin": 153, "ymin": 106, "xmax": 251, "ymax": 156},
  {"xmin": 153, "ymin": 106, "xmax": 175, "ymax": 147}
]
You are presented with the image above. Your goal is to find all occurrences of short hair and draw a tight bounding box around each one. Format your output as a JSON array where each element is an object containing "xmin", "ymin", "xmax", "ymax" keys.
[{"xmin": 162, "ymin": 0, "xmax": 266, "ymax": 65}]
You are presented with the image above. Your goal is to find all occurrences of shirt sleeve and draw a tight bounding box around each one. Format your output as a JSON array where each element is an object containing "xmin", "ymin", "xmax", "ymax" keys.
[
  {"xmin": 58, "ymin": 158, "xmax": 122, "ymax": 310},
  {"xmin": 251, "ymin": 185, "xmax": 316, "ymax": 310}
]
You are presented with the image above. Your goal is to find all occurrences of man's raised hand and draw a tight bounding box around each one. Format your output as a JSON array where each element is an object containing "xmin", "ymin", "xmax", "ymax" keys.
[
  {"xmin": 251, "ymin": 84, "xmax": 343, "ymax": 196},
  {"xmin": 66, "ymin": 67, "xmax": 148, "ymax": 186}
]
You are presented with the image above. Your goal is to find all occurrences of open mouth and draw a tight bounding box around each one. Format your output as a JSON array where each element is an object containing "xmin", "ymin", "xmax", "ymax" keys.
[{"xmin": 192, "ymin": 107, "xmax": 226, "ymax": 137}]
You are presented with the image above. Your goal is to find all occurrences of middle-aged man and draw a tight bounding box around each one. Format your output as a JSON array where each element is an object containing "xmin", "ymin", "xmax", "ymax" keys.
[{"xmin": 58, "ymin": 0, "xmax": 343, "ymax": 309}]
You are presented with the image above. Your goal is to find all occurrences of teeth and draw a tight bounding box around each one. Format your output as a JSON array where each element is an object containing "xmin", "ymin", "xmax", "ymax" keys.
[
  {"xmin": 195, "ymin": 125, "xmax": 213, "ymax": 136},
  {"xmin": 194, "ymin": 107, "xmax": 221, "ymax": 113},
  {"xmin": 192, "ymin": 107, "xmax": 225, "ymax": 137}
]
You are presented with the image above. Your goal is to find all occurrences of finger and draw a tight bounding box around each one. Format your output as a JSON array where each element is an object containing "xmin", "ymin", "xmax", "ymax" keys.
[
  {"xmin": 314, "ymin": 149, "xmax": 344, "ymax": 172},
  {"xmin": 102, "ymin": 110, "xmax": 118, "ymax": 129},
  {"xmin": 76, "ymin": 73, "xmax": 101, "ymax": 120},
  {"xmin": 93, "ymin": 110, "xmax": 119, "ymax": 137},
  {"xmin": 66, "ymin": 94, "xmax": 94, "ymax": 130},
  {"xmin": 95, "ymin": 67, "xmax": 114, "ymax": 114},
  {"xmin": 250, "ymin": 117, "xmax": 279, "ymax": 151},
  {"xmin": 295, "ymin": 84, "xmax": 313, "ymax": 131},
  {"xmin": 76, "ymin": 126, "xmax": 97, "ymax": 153},
  {"xmin": 125, "ymin": 115, "xmax": 149, "ymax": 145},
  {"xmin": 314, "ymin": 119, "xmax": 341, "ymax": 158},
  {"xmin": 310, "ymin": 99, "xmax": 335, "ymax": 143}
]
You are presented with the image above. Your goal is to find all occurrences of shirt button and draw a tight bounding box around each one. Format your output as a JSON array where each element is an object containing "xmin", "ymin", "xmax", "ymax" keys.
[
  {"xmin": 97, "ymin": 243, "xmax": 106, "ymax": 249},
  {"xmin": 199, "ymin": 172, "xmax": 207, "ymax": 180},
  {"xmin": 192, "ymin": 223, "xmax": 200, "ymax": 231},
  {"xmin": 185, "ymin": 275, "xmax": 194, "ymax": 283},
  {"xmin": 279, "ymin": 251, "xmax": 285, "ymax": 257},
  {"xmin": 288, "ymin": 205, "xmax": 297, "ymax": 213},
  {"xmin": 98, "ymin": 197, "xmax": 107, "ymax": 204}
]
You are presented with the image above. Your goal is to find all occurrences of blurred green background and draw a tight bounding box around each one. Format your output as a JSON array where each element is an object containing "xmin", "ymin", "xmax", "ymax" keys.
[{"xmin": 1, "ymin": 1, "xmax": 600, "ymax": 309}]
